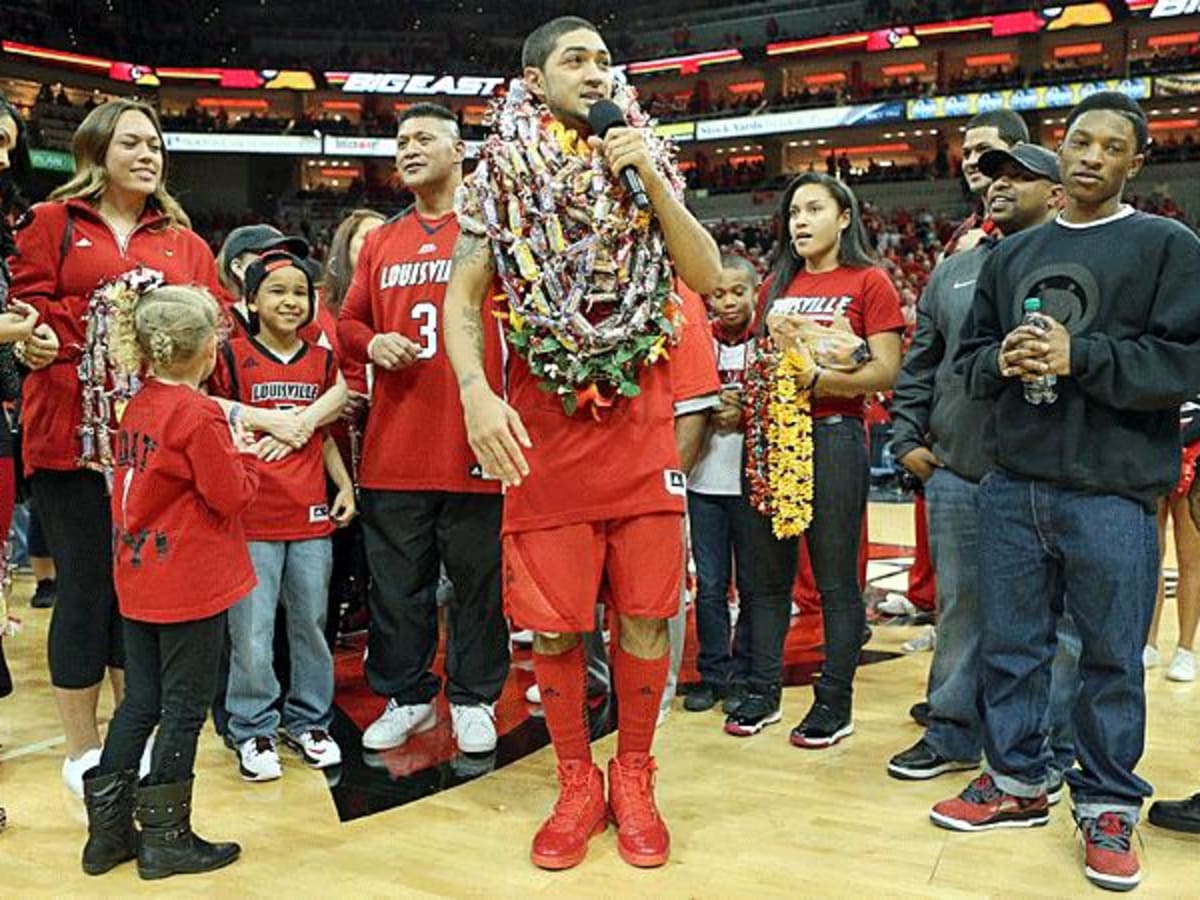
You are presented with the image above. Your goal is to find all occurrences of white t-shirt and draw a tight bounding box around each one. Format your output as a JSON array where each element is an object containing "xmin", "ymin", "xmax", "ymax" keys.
[{"xmin": 689, "ymin": 337, "xmax": 752, "ymax": 496}]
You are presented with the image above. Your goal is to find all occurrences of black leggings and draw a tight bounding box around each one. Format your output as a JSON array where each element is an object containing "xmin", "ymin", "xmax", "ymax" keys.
[
  {"xmin": 31, "ymin": 469, "xmax": 123, "ymax": 688},
  {"xmin": 98, "ymin": 612, "xmax": 225, "ymax": 784}
]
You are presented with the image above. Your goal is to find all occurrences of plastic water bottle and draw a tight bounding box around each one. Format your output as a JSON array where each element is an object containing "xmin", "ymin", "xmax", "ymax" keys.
[{"xmin": 1021, "ymin": 297, "xmax": 1058, "ymax": 406}]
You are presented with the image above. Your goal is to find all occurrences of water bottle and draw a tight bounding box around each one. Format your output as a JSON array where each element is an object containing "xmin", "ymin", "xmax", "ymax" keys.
[{"xmin": 1021, "ymin": 297, "xmax": 1058, "ymax": 406}]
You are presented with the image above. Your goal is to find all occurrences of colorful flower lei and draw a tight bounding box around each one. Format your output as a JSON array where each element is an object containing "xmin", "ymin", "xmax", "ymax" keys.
[
  {"xmin": 456, "ymin": 79, "xmax": 685, "ymax": 416},
  {"xmin": 744, "ymin": 339, "xmax": 815, "ymax": 539},
  {"xmin": 77, "ymin": 267, "xmax": 162, "ymax": 482}
]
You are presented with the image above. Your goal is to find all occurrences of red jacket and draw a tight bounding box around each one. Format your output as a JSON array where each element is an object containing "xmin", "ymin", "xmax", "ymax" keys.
[
  {"xmin": 113, "ymin": 379, "xmax": 258, "ymax": 624},
  {"xmin": 7, "ymin": 199, "xmax": 223, "ymax": 475}
]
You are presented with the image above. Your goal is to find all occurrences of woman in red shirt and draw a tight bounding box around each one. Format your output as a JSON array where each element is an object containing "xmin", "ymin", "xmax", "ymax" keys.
[
  {"xmin": 7, "ymin": 99, "xmax": 223, "ymax": 797},
  {"xmin": 726, "ymin": 173, "xmax": 904, "ymax": 747},
  {"xmin": 82, "ymin": 284, "xmax": 255, "ymax": 880}
]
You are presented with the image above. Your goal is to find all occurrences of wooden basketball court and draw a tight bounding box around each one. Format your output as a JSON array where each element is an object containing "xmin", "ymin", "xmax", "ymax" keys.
[{"xmin": 1, "ymin": 503, "xmax": 1196, "ymax": 896}]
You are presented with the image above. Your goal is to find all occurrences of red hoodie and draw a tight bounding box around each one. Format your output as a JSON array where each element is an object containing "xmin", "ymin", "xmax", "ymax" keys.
[{"xmin": 7, "ymin": 198, "xmax": 223, "ymax": 475}]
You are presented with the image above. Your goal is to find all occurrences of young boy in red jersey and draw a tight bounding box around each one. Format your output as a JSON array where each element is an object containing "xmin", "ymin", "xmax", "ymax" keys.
[
  {"xmin": 338, "ymin": 103, "xmax": 509, "ymax": 757},
  {"xmin": 445, "ymin": 17, "xmax": 721, "ymax": 871},
  {"xmin": 210, "ymin": 250, "xmax": 354, "ymax": 781},
  {"xmin": 82, "ymin": 285, "xmax": 256, "ymax": 880}
]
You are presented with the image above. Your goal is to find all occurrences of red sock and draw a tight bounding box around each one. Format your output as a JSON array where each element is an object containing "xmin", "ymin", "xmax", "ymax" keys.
[
  {"xmin": 533, "ymin": 644, "xmax": 592, "ymax": 765},
  {"xmin": 613, "ymin": 645, "xmax": 669, "ymax": 760}
]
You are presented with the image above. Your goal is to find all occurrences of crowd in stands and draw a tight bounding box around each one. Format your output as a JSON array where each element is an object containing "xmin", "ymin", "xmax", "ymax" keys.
[{"xmin": 643, "ymin": 48, "xmax": 1186, "ymax": 127}]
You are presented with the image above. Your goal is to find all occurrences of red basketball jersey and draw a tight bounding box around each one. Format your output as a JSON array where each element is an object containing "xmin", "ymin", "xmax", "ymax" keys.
[
  {"xmin": 338, "ymin": 210, "xmax": 504, "ymax": 494},
  {"xmin": 209, "ymin": 336, "xmax": 339, "ymax": 541},
  {"xmin": 501, "ymin": 280, "xmax": 712, "ymax": 535}
]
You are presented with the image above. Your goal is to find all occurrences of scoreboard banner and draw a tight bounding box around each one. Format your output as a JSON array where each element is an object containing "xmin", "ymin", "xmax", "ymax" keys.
[{"xmin": 907, "ymin": 77, "xmax": 1152, "ymax": 120}]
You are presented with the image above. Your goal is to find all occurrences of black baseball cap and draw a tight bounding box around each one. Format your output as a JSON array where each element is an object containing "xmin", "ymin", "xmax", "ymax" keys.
[
  {"xmin": 219, "ymin": 225, "xmax": 310, "ymax": 280},
  {"xmin": 978, "ymin": 142, "xmax": 1061, "ymax": 183}
]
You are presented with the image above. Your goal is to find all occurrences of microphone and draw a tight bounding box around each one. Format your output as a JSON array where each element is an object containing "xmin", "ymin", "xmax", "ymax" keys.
[{"xmin": 587, "ymin": 99, "xmax": 651, "ymax": 210}]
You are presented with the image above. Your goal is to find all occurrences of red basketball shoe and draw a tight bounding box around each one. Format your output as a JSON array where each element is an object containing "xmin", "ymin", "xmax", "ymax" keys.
[
  {"xmin": 1078, "ymin": 811, "xmax": 1141, "ymax": 892},
  {"xmin": 530, "ymin": 761, "xmax": 607, "ymax": 870},
  {"xmin": 931, "ymin": 773, "xmax": 1050, "ymax": 831},
  {"xmin": 608, "ymin": 755, "xmax": 670, "ymax": 868}
]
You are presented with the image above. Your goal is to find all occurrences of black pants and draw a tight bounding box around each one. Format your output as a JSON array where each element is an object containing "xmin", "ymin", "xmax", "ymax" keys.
[
  {"xmin": 31, "ymin": 469, "xmax": 123, "ymax": 688},
  {"xmin": 98, "ymin": 612, "xmax": 225, "ymax": 784},
  {"xmin": 361, "ymin": 490, "xmax": 508, "ymax": 705},
  {"xmin": 737, "ymin": 417, "xmax": 869, "ymax": 714}
]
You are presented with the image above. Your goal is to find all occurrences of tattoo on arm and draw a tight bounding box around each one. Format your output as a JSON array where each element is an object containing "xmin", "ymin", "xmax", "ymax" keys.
[
  {"xmin": 451, "ymin": 233, "xmax": 495, "ymax": 271},
  {"xmin": 460, "ymin": 310, "xmax": 485, "ymax": 365}
]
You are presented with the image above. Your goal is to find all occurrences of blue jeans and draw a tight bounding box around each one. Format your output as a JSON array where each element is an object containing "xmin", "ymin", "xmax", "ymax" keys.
[
  {"xmin": 977, "ymin": 473, "xmax": 1158, "ymax": 816},
  {"xmin": 924, "ymin": 468, "xmax": 1082, "ymax": 773},
  {"xmin": 687, "ymin": 491, "xmax": 753, "ymax": 686},
  {"xmin": 227, "ymin": 538, "xmax": 335, "ymax": 744}
]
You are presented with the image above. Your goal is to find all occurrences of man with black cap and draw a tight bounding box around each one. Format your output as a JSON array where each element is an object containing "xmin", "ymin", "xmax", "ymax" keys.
[
  {"xmin": 889, "ymin": 142, "xmax": 1080, "ymax": 785},
  {"xmin": 217, "ymin": 224, "xmax": 310, "ymax": 309},
  {"xmin": 935, "ymin": 92, "xmax": 1200, "ymax": 892}
]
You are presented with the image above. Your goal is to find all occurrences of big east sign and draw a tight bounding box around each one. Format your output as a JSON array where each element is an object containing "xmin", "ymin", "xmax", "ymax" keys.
[
  {"xmin": 1150, "ymin": 0, "xmax": 1200, "ymax": 16},
  {"xmin": 337, "ymin": 72, "xmax": 505, "ymax": 96}
]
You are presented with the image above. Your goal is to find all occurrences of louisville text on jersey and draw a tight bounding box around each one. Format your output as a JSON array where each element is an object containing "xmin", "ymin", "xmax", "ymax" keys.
[
  {"xmin": 251, "ymin": 382, "xmax": 321, "ymax": 404},
  {"xmin": 379, "ymin": 258, "xmax": 453, "ymax": 290}
]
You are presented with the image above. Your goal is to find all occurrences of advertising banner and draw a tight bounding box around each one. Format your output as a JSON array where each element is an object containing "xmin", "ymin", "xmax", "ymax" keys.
[{"xmin": 907, "ymin": 77, "xmax": 1152, "ymax": 120}]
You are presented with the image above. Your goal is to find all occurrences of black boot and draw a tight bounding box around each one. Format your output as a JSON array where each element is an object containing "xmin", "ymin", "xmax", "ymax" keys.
[
  {"xmin": 135, "ymin": 777, "xmax": 240, "ymax": 880},
  {"xmin": 81, "ymin": 767, "xmax": 138, "ymax": 875}
]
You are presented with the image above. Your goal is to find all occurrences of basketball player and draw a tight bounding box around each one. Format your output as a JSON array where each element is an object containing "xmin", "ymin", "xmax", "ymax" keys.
[{"xmin": 444, "ymin": 16, "xmax": 720, "ymax": 870}]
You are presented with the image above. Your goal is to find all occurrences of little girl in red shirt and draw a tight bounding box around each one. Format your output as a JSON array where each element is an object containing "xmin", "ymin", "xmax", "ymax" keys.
[{"xmin": 81, "ymin": 284, "xmax": 258, "ymax": 881}]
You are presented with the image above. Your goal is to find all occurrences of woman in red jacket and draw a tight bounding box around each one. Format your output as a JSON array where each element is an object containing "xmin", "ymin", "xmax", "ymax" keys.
[
  {"xmin": 82, "ymin": 283, "xmax": 256, "ymax": 880},
  {"xmin": 7, "ymin": 98, "xmax": 224, "ymax": 797}
]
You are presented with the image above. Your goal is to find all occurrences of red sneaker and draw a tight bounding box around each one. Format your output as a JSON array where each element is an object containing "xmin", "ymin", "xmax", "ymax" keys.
[
  {"xmin": 930, "ymin": 773, "xmax": 1050, "ymax": 831},
  {"xmin": 1078, "ymin": 811, "xmax": 1141, "ymax": 892},
  {"xmin": 608, "ymin": 755, "xmax": 670, "ymax": 868},
  {"xmin": 530, "ymin": 761, "xmax": 607, "ymax": 870}
]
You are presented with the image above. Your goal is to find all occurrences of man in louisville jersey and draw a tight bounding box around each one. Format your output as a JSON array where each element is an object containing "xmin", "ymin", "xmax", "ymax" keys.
[
  {"xmin": 338, "ymin": 103, "xmax": 509, "ymax": 756},
  {"xmin": 444, "ymin": 17, "xmax": 722, "ymax": 871}
]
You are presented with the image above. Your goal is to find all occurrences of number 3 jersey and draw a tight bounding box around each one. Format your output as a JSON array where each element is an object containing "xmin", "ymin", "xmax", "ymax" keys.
[
  {"xmin": 338, "ymin": 209, "xmax": 504, "ymax": 494},
  {"xmin": 208, "ymin": 336, "xmax": 339, "ymax": 541}
]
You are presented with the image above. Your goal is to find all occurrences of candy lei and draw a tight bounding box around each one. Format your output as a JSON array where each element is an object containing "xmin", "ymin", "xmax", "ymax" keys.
[
  {"xmin": 744, "ymin": 339, "xmax": 815, "ymax": 539},
  {"xmin": 456, "ymin": 79, "xmax": 686, "ymax": 416},
  {"xmin": 77, "ymin": 267, "xmax": 160, "ymax": 484}
]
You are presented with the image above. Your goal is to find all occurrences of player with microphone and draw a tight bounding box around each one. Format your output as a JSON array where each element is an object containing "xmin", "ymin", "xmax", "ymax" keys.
[{"xmin": 445, "ymin": 15, "xmax": 720, "ymax": 872}]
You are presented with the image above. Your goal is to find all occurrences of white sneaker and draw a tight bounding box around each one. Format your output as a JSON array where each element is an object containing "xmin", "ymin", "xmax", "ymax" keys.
[
  {"xmin": 283, "ymin": 729, "xmax": 343, "ymax": 768},
  {"xmin": 450, "ymin": 703, "xmax": 497, "ymax": 754},
  {"xmin": 239, "ymin": 736, "xmax": 282, "ymax": 782},
  {"xmin": 901, "ymin": 626, "xmax": 936, "ymax": 653},
  {"xmin": 1167, "ymin": 648, "xmax": 1197, "ymax": 682},
  {"xmin": 877, "ymin": 593, "xmax": 920, "ymax": 617},
  {"xmin": 510, "ymin": 629, "xmax": 535, "ymax": 647},
  {"xmin": 525, "ymin": 683, "xmax": 542, "ymax": 704},
  {"xmin": 362, "ymin": 699, "xmax": 436, "ymax": 751},
  {"xmin": 1143, "ymin": 645, "xmax": 1161, "ymax": 669},
  {"xmin": 62, "ymin": 747, "xmax": 102, "ymax": 798}
]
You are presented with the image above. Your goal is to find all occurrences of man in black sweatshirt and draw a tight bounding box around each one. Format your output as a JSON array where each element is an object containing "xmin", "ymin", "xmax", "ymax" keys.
[
  {"xmin": 932, "ymin": 92, "xmax": 1200, "ymax": 893},
  {"xmin": 887, "ymin": 143, "xmax": 1081, "ymax": 786}
]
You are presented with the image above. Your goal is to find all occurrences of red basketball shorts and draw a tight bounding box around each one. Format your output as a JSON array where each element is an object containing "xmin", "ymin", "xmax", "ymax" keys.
[{"xmin": 502, "ymin": 512, "xmax": 684, "ymax": 633}]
